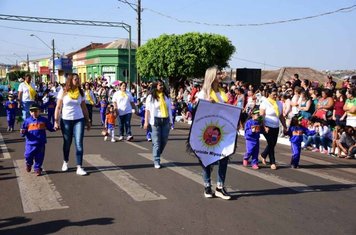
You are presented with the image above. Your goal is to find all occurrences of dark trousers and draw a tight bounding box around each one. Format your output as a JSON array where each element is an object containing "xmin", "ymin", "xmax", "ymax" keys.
[
  {"xmin": 261, "ymin": 127, "xmax": 279, "ymax": 164},
  {"xmin": 86, "ymin": 104, "xmax": 93, "ymax": 124}
]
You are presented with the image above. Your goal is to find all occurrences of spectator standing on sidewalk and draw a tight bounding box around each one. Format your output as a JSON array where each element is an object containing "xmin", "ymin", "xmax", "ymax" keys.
[{"xmin": 18, "ymin": 74, "xmax": 37, "ymax": 120}]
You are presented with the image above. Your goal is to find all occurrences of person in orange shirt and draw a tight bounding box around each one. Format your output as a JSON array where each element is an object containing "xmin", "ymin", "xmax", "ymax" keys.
[{"xmin": 105, "ymin": 105, "xmax": 117, "ymax": 142}]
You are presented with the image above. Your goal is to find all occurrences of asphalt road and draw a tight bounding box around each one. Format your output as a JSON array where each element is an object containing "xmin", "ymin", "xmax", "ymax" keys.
[{"xmin": 0, "ymin": 109, "xmax": 355, "ymax": 235}]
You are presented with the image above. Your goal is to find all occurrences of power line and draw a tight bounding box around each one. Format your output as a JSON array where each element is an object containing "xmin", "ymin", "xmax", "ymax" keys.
[
  {"xmin": 144, "ymin": 4, "xmax": 356, "ymax": 27},
  {"xmin": 232, "ymin": 56, "xmax": 281, "ymax": 68}
]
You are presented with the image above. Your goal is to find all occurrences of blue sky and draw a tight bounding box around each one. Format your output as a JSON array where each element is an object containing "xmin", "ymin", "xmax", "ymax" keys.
[{"xmin": 0, "ymin": 0, "xmax": 355, "ymax": 71}]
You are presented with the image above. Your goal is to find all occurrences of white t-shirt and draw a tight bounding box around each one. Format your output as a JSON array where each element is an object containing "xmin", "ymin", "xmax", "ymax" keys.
[
  {"xmin": 18, "ymin": 82, "xmax": 36, "ymax": 102},
  {"xmin": 197, "ymin": 90, "xmax": 224, "ymax": 103},
  {"xmin": 145, "ymin": 94, "xmax": 173, "ymax": 125},
  {"xmin": 112, "ymin": 90, "xmax": 134, "ymax": 116},
  {"xmin": 260, "ymin": 99, "xmax": 283, "ymax": 128},
  {"xmin": 57, "ymin": 89, "xmax": 84, "ymax": 120}
]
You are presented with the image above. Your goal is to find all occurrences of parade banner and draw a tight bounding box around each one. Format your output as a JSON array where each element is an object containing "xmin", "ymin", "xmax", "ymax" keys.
[{"xmin": 189, "ymin": 99, "xmax": 241, "ymax": 167}]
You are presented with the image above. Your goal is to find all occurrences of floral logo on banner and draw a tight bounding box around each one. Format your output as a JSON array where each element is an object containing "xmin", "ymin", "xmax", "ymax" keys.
[{"xmin": 199, "ymin": 121, "xmax": 225, "ymax": 150}]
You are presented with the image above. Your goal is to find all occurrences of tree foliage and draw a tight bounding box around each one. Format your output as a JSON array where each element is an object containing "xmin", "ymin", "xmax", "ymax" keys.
[{"xmin": 136, "ymin": 32, "xmax": 236, "ymax": 80}]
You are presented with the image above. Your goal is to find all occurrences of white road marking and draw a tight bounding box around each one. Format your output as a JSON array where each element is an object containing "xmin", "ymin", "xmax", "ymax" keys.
[
  {"xmin": 137, "ymin": 153, "xmax": 240, "ymax": 193},
  {"xmin": 0, "ymin": 132, "xmax": 11, "ymax": 159},
  {"xmin": 228, "ymin": 164, "xmax": 314, "ymax": 193},
  {"xmin": 280, "ymin": 152, "xmax": 356, "ymax": 175},
  {"xmin": 14, "ymin": 160, "xmax": 68, "ymax": 213},
  {"xmin": 84, "ymin": 154, "xmax": 166, "ymax": 201},
  {"xmin": 124, "ymin": 141, "xmax": 149, "ymax": 151}
]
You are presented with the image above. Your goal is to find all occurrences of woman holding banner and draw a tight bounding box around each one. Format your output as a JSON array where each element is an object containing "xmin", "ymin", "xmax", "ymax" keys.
[
  {"xmin": 196, "ymin": 66, "xmax": 231, "ymax": 200},
  {"xmin": 259, "ymin": 88, "xmax": 287, "ymax": 170}
]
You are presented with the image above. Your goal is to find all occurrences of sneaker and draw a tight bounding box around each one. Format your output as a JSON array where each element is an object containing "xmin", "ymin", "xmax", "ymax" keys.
[
  {"xmin": 215, "ymin": 187, "xmax": 231, "ymax": 200},
  {"xmin": 104, "ymin": 136, "xmax": 108, "ymax": 141},
  {"xmin": 10, "ymin": 128, "xmax": 13, "ymax": 132},
  {"xmin": 7, "ymin": 127, "xmax": 10, "ymax": 132},
  {"xmin": 322, "ymin": 149, "xmax": 328, "ymax": 154},
  {"xmin": 76, "ymin": 166, "xmax": 87, "ymax": 176},
  {"xmin": 204, "ymin": 187, "xmax": 213, "ymax": 198},
  {"xmin": 61, "ymin": 161, "xmax": 68, "ymax": 171},
  {"xmin": 147, "ymin": 138, "xmax": 152, "ymax": 142},
  {"xmin": 291, "ymin": 165, "xmax": 299, "ymax": 169},
  {"xmin": 251, "ymin": 164, "xmax": 259, "ymax": 170},
  {"xmin": 242, "ymin": 159, "xmax": 248, "ymax": 167},
  {"xmin": 35, "ymin": 168, "xmax": 42, "ymax": 176},
  {"xmin": 270, "ymin": 164, "xmax": 277, "ymax": 170},
  {"xmin": 26, "ymin": 164, "xmax": 31, "ymax": 173},
  {"xmin": 154, "ymin": 163, "xmax": 161, "ymax": 169},
  {"xmin": 118, "ymin": 136, "xmax": 124, "ymax": 141},
  {"xmin": 259, "ymin": 155, "xmax": 267, "ymax": 165},
  {"xmin": 126, "ymin": 135, "xmax": 133, "ymax": 141},
  {"xmin": 312, "ymin": 148, "xmax": 320, "ymax": 152},
  {"xmin": 111, "ymin": 138, "xmax": 116, "ymax": 143}
]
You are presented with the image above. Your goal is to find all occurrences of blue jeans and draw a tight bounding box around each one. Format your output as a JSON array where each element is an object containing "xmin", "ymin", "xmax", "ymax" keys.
[
  {"xmin": 22, "ymin": 101, "xmax": 34, "ymax": 120},
  {"xmin": 201, "ymin": 157, "xmax": 229, "ymax": 188},
  {"xmin": 303, "ymin": 134, "xmax": 315, "ymax": 147},
  {"xmin": 61, "ymin": 118, "xmax": 85, "ymax": 166},
  {"xmin": 151, "ymin": 117, "xmax": 170, "ymax": 164},
  {"xmin": 313, "ymin": 136, "xmax": 332, "ymax": 150},
  {"xmin": 118, "ymin": 113, "xmax": 132, "ymax": 137}
]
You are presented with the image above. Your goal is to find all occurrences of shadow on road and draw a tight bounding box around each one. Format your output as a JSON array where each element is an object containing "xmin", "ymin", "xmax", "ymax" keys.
[{"xmin": 0, "ymin": 217, "xmax": 114, "ymax": 235}]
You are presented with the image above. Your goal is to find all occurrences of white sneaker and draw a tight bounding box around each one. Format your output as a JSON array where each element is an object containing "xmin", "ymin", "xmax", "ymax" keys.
[
  {"xmin": 118, "ymin": 136, "xmax": 124, "ymax": 141},
  {"xmin": 104, "ymin": 136, "xmax": 108, "ymax": 141},
  {"xmin": 76, "ymin": 166, "xmax": 87, "ymax": 176},
  {"xmin": 154, "ymin": 163, "xmax": 161, "ymax": 169},
  {"xmin": 61, "ymin": 161, "xmax": 68, "ymax": 171},
  {"xmin": 111, "ymin": 138, "xmax": 116, "ymax": 142},
  {"xmin": 126, "ymin": 135, "xmax": 133, "ymax": 141}
]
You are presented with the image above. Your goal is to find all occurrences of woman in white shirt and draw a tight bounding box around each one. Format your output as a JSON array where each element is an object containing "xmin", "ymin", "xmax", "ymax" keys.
[
  {"xmin": 17, "ymin": 74, "xmax": 36, "ymax": 120},
  {"xmin": 259, "ymin": 88, "xmax": 287, "ymax": 170},
  {"xmin": 54, "ymin": 73, "xmax": 91, "ymax": 176},
  {"xmin": 112, "ymin": 82, "xmax": 136, "ymax": 141},
  {"xmin": 144, "ymin": 79, "xmax": 173, "ymax": 169}
]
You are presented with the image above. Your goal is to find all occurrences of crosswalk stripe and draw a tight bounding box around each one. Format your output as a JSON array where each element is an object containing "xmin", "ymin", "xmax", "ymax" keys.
[
  {"xmin": 14, "ymin": 160, "xmax": 68, "ymax": 213},
  {"xmin": 228, "ymin": 164, "xmax": 314, "ymax": 193},
  {"xmin": 281, "ymin": 152, "xmax": 356, "ymax": 175},
  {"xmin": 124, "ymin": 141, "xmax": 149, "ymax": 151},
  {"xmin": 84, "ymin": 154, "xmax": 166, "ymax": 201},
  {"xmin": 0, "ymin": 132, "xmax": 11, "ymax": 159},
  {"xmin": 137, "ymin": 153, "xmax": 240, "ymax": 193}
]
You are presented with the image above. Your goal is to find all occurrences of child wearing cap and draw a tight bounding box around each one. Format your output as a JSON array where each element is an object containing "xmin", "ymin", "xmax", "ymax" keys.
[
  {"xmin": 5, "ymin": 94, "xmax": 18, "ymax": 132},
  {"xmin": 243, "ymin": 108, "xmax": 263, "ymax": 169},
  {"xmin": 20, "ymin": 104, "xmax": 56, "ymax": 176},
  {"xmin": 287, "ymin": 115, "xmax": 316, "ymax": 168}
]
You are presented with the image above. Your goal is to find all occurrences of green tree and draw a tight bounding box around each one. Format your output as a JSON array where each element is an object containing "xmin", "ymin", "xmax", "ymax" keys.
[{"xmin": 136, "ymin": 32, "xmax": 235, "ymax": 93}]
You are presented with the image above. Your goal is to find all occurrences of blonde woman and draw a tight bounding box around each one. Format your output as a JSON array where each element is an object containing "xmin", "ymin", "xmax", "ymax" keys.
[
  {"xmin": 196, "ymin": 66, "xmax": 231, "ymax": 200},
  {"xmin": 54, "ymin": 73, "xmax": 91, "ymax": 176}
]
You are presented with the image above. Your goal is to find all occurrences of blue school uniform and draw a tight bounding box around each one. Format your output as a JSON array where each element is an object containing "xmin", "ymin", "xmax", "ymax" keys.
[
  {"xmin": 99, "ymin": 100, "xmax": 108, "ymax": 125},
  {"xmin": 5, "ymin": 101, "xmax": 17, "ymax": 129},
  {"xmin": 138, "ymin": 105, "xmax": 151, "ymax": 140},
  {"xmin": 244, "ymin": 119, "xmax": 262, "ymax": 166},
  {"xmin": 21, "ymin": 116, "xmax": 55, "ymax": 171},
  {"xmin": 287, "ymin": 125, "xmax": 316, "ymax": 167}
]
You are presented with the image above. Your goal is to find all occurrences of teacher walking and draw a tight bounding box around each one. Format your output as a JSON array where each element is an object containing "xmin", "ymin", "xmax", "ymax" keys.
[
  {"xmin": 259, "ymin": 88, "xmax": 287, "ymax": 170},
  {"xmin": 54, "ymin": 73, "xmax": 91, "ymax": 176},
  {"xmin": 196, "ymin": 65, "xmax": 231, "ymax": 200},
  {"xmin": 144, "ymin": 79, "xmax": 173, "ymax": 169},
  {"xmin": 17, "ymin": 73, "xmax": 36, "ymax": 120}
]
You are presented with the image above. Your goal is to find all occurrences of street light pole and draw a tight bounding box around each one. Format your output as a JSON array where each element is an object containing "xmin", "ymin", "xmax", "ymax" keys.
[{"xmin": 30, "ymin": 34, "xmax": 56, "ymax": 82}]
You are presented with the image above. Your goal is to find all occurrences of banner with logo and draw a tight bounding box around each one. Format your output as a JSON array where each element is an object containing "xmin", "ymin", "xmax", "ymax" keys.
[{"xmin": 189, "ymin": 100, "xmax": 241, "ymax": 167}]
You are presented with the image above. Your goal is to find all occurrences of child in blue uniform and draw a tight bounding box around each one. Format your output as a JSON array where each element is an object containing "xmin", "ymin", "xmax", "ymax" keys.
[
  {"xmin": 243, "ymin": 109, "xmax": 263, "ymax": 169},
  {"xmin": 287, "ymin": 116, "xmax": 316, "ymax": 168},
  {"xmin": 99, "ymin": 96, "xmax": 108, "ymax": 126},
  {"xmin": 20, "ymin": 104, "xmax": 55, "ymax": 176},
  {"xmin": 138, "ymin": 98, "xmax": 152, "ymax": 141},
  {"xmin": 46, "ymin": 96, "xmax": 56, "ymax": 125},
  {"xmin": 5, "ymin": 94, "xmax": 18, "ymax": 132}
]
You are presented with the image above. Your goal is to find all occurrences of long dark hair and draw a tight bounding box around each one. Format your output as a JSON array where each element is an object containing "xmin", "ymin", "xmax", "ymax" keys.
[
  {"xmin": 64, "ymin": 73, "xmax": 84, "ymax": 97},
  {"xmin": 150, "ymin": 79, "xmax": 169, "ymax": 101}
]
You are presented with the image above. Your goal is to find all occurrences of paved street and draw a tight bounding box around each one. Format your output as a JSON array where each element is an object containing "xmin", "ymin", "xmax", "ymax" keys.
[{"xmin": 0, "ymin": 110, "xmax": 355, "ymax": 235}]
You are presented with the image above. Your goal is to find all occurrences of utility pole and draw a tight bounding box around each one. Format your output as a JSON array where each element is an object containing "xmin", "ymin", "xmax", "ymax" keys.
[
  {"xmin": 52, "ymin": 39, "xmax": 55, "ymax": 83},
  {"xmin": 27, "ymin": 54, "xmax": 30, "ymax": 72},
  {"xmin": 137, "ymin": 0, "xmax": 141, "ymax": 47}
]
